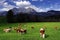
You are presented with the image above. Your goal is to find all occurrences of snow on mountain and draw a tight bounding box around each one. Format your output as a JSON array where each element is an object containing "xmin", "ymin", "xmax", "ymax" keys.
[{"xmin": 11, "ymin": 7, "xmax": 36, "ymax": 14}]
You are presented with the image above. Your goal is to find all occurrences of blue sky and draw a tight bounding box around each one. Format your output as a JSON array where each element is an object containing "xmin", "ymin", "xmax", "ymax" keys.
[{"xmin": 0, "ymin": 0, "xmax": 60, "ymax": 12}]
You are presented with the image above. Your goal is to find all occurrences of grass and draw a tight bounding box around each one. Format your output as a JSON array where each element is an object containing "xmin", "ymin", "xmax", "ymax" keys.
[{"xmin": 0, "ymin": 22, "xmax": 60, "ymax": 40}]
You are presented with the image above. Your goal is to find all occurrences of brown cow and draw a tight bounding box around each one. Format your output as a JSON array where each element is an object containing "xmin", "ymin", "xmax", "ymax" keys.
[
  {"xmin": 43, "ymin": 25, "xmax": 47, "ymax": 29},
  {"xmin": 54, "ymin": 26, "xmax": 58, "ymax": 30},
  {"xmin": 15, "ymin": 28, "xmax": 27, "ymax": 34},
  {"xmin": 31, "ymin": 26, "xmax": 34, "ymax": 29}
]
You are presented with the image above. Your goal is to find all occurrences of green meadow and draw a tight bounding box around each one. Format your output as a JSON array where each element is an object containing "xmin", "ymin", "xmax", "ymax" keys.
[{"xmin": 0, "ymin": 22, "xmax": 60, "ymax": 40}]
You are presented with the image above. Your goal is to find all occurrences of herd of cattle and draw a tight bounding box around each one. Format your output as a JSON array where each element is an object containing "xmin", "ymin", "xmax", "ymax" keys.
[
  {"xmin": 3, "ymin": 24, "xmax": 35, "ymax": 34},
  {"xmin": 3, "ymin": 27, "xmax": 27, "ymax": 34},
  {"xmin": 3, "ymin": 24, "xmax": 59, "ymax": 38}
]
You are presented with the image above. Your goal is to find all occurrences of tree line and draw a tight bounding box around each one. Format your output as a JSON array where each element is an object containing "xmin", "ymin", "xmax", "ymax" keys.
[{"xmin": 6, "ymin": 10, "xmax": 60, "ymax": 23}]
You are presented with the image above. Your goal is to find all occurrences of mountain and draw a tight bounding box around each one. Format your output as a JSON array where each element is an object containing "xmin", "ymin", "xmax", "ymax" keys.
[
  {"xmin": 47, "ymin": 10, "xmax": 60, "ymax": 15},
  {"xmin": 0, "ymin": 11, "xmax": 7, "ymax": 16},
  {"xmin": 32, "ymin": 10, "xmax": 60, "ymax": 17},
  {"xmin": 0, "ymin": 8, "xmax": 60, "ymax": 17},
  {"xmin": 0, "ymin": 7, "xmax": 36, "ymax": 16},
  {"xmin": 11, "ymin": 7, "xmax": 36, "ymax": 14}
]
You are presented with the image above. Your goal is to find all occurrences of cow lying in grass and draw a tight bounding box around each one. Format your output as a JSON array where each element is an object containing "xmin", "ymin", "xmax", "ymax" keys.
[{"xmin": 3, "ymin": 28, "xmax": 11, "ymax": 33}]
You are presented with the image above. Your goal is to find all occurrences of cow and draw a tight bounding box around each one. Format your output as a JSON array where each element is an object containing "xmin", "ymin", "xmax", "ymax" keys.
[
  {"xmin": 15, "ymin": 28, "xmax": 27, "ymax": 34},
  {"xmin": 43, "ymin": 26, "xmax": 47, "ymax": 29},
  {"xmin": 40, "ymin": 28, "xmax": 45, "ymax": 38},
  {"xmin": 31, "ymin": 26, "xmax": 34, "ymax": 29},
  {"xmin": 3, "ymin": 28, "xmax": 11, "ymax": 33},
  {"xmin": 54, "ymin": 26, "xmax": 58, "ymax": 30}
]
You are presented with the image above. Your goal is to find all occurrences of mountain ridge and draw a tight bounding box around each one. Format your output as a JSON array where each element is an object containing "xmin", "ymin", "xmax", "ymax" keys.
[{"xmin": 0, "ymin": 7, "xmax": 60, "ymax": 16}]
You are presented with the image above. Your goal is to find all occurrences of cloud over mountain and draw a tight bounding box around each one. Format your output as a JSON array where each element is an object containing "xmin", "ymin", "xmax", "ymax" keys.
[
  {"xmin": 0, "ymin": 0, "xmax": 60, "ymax": 12},
  {"xmin": 14, "ymin": 1, "xmax": 31, "ymax": 7},
  {"xmin": 0, "ymin": 0, "xmax": 41, "ymax": 12}
]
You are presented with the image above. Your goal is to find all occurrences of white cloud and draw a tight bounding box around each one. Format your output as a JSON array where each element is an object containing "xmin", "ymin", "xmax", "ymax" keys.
[
  {"xmin": 14, "ymin": 1, "xmax": 60, "ymax": 12},
  {"xmin": 0, "ymin": 0, "xmax": 60, "ymax": 12},
  {"xmin": 29, "ymin": 5, "xmax": 39, "ymax": 12},
  {"xmin": 0, "ymin": 2, "xmax": 15, "ymax": 11},
  {"xmin": 14, "ymin": 1, "xmax": 31, "ymax": 7},
  {"xmin": 1, "ymin": 1, "xmax": 51, "ymax": 12},
  {"xmin": 0, "ymin": 8, "xmax": 10, "ymax": 11},
  {"xmin": 3, "ymin": 2, "xmax": 14, "ymax": 8},
  {"xmin": 14, "ymin": 1, "xmax": 44, "ymax": 12},
  {"xmin": 14, "ymin": 1, "xmax": 53, "ymax": 12}
]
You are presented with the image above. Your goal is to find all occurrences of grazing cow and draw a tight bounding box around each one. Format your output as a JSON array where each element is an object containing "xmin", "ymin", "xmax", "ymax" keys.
[
  {"xmin": 43, "ymin": 26, "xmax": 47, "ymax": 29},
  {"xmin": 54, "ymin": 26, "xmax": 58, "ymax": 30},
  {"xmin": 3, "ymin": 28, "xmax": 11, "ymax": 33},
  {"xmin": 31, "ymin": 26, "xmax": 34, "ymax": 29},
  {"xmin": 40, "ymin": 28, "xmax": 45, "ymax": 38},
  {"xmin": 15, "ymin": 28, "xmax": 27, "ymax": 34}
]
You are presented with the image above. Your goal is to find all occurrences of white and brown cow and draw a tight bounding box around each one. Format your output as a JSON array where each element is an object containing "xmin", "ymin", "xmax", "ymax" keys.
[
  {"xmin": 3, "ymin": 28, "xmax": 11, "ymax": 33},
  {"xmin": 40, "ymin": 28, "xmax": 45, "ymax": 38},
  {"xmin": 15, "ymin": 28, "xmax": 27, "ymax": 34}
]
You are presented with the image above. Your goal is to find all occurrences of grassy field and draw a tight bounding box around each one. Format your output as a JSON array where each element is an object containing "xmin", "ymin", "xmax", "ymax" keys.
[{"xmin": 0, "ymin": 22, "xmax": 60, "ymax": 40}]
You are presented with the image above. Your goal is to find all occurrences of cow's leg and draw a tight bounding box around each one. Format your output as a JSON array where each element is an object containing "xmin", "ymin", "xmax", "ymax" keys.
[{"xmin": 43, "ymin": 34, "xmax": 45, "ymax": 38}]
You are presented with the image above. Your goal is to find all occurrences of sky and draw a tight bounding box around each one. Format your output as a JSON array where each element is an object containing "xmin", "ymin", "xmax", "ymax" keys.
[{"xmin": 0, "ymin": 0, "xmax": 60, "ymax": 12}]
